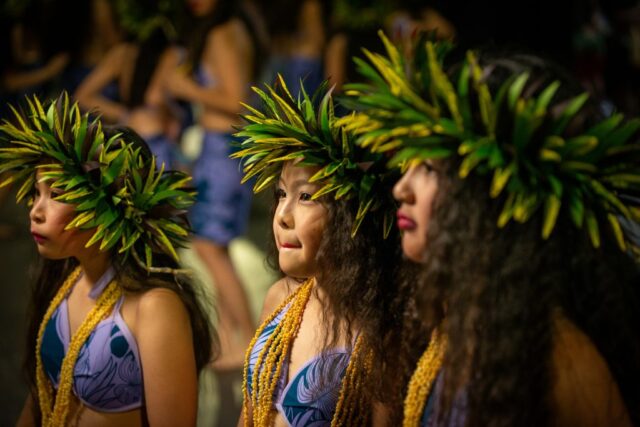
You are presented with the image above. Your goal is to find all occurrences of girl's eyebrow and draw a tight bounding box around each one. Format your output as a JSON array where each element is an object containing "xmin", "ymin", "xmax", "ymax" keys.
[{"xmin": 278, "ymin": 178, "xmax": 316, "ymax": 189}]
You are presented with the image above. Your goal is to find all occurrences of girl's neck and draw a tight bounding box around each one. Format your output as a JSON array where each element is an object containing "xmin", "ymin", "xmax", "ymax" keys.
[{"xmin": 75, "ymin": 250, "xmax": 111, "ymax": 285}]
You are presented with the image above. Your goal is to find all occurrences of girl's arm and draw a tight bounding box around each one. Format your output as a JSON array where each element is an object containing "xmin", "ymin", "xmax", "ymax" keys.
[
  {"xmin": 551, "ymin": 313, "xmax": 632, "ymax": 427},
  {"xmin": 74, "ymin": 43, "xmax": 129, "ymax": 123},
  {"xmin": 324, "ymin": 33, "xmax": 347, "ymax": 92},
  {"xmin": 166, "ymin": 20, "xmax": 252, "ymax": 116},
  {"xmin": 299, "ymin": 0, "xmax": 325, "ymax": 56},
  {"xmin": 15, "ymin": 393, "xmax": 36, "ymax": 427},
  {"xmin": 3, "ymin": 53, "xmax": 69, "ymax": 92},
  {"xmin": 136, "ymin": 288, "xmax": 199, "ymax": 427}
]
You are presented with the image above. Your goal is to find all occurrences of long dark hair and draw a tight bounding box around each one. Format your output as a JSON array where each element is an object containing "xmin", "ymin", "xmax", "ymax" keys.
[
  {"xmin": 23, "ymin": 127, "xmax": 216, "ymax": 420},
  {"xmin": 127, "ymin": 28, "xmax": 171, "ymax": 109},
  {"xmin": 404, "ymin": 53, "xmax": 640, "ymax": 426},
  {"xmin": 316, "ymin": 197, "xmax": 417, "ymax": 416},
  {"xmin": 266, "ymin": 175, "xmax": 414, "ymax": 418}
]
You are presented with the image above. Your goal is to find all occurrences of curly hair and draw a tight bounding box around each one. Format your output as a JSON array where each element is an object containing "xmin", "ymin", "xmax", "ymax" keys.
[
  {"xmin": 265, "ymin": 178, "xmax": 417, "ymax": 419},
  {"xmin": 411, "ymin": 159, "xmax": 640, "ymax": 426},
  {"xmin": 403, "ymin": 52, "xmax": 640, "ymax": 426}
]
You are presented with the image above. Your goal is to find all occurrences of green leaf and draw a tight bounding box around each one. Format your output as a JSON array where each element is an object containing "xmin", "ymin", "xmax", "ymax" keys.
[
  {"xmin": 311, "ymin": 182, "xmax": 339, "ymax": 199},
  {"xmin": 508, "ymin": 72, "xmax": 530, "ymax": 111},
  {"xmin": 74, "ymin": 114, "xmax": 88, "ymax": 160},
  {"xmin": 552, "ymin": 92, "xmax": 589, "ymax": 135},
  {"xmin": 568, "ymin": 189, "xmax": 584, "ymax": 228},
  {"xmin": 542, "ymin": 194, "xmax": 561, "ymax": 239},
  {"xmin": 607, "ymin": 214, "xmax": 627, "ymax": 251},
  {"xmin": 309, "ymin": 161, "xmax": 343, "ymax": 182},
  {"xmin": 585, "ymin": 209, "xmax": 600, "ymax": 248},
  {"xmin": 102, "ymin": 147, "xmax": 128, "ymax": 186},
  {"xmin": 534, "ymin": 81, "xmax": 560, "ymax": 114},
  {"xmin": 490, "ymin": 163, "xmax": 515, "ymax": 198}
]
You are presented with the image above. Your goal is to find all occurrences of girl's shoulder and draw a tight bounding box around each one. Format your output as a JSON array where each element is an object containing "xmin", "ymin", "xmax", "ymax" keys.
[
  {"xmin": 551, "ymin": 311, "xmax": 631, "ymax": 426},
  {"xmin": 258, "ymin": 277, "xmax": 299, "ymax": 323},
  {"xmin": 122, "ymin": 285, "xmax": 190, "ymax": 337},
  {"xmin": 205, "ymin": 16, "xmax": 250, "ymax": 47}
]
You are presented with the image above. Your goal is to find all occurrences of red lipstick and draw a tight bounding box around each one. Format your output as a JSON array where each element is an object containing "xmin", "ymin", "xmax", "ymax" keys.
[
  {"xmin": 280, "ymin": 242, "xmax": 301, "ymax": 249},
  {"xmin": 396, "ymin": 211, "xmax": 417, "ymax": 231},
  {"xmin": 32, "ymin": 232, "xmax": 47, "ymax": 244}
]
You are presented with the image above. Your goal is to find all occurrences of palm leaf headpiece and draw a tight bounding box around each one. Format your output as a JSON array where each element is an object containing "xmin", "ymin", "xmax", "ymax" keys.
[
  {"xmin": 232, "ymin": 75, "xmax": 398, "ymax": 237},
  {"xmin": 0, "ymin": 93, "xmax": 195, "ymax": 271},
  {"xmin": 341, "ymin": 31, "xmax": 640, "ymax": 256}
]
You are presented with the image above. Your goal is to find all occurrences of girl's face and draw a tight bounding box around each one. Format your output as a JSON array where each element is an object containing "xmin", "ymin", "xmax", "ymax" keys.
[
  {"xmin": 29, "ymin": 176, "xmax": 93, "ymax": 260},
  {"xmin": 393, "ymin": 161, "xmax": 439, "ymax": 263},
  {"xmin": 273, "ymin": 162, "xmax": 328, "ymax": 279},
  {"xmin": 186, "ymin": 0, "xmax": 217, "ymax": 16}
]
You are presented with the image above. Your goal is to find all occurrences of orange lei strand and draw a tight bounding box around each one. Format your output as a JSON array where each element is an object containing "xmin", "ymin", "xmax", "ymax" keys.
[
  {"xmin": 403, "ymin": 327, "xmax": 447, "ymax": 427},
  {"xmin": 242, "ymin": 278, "xmax": 373, "ymax": 426}
]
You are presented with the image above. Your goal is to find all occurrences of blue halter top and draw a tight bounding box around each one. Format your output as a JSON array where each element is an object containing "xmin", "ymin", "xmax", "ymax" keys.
[
  {"xmin": 246, "ymin": 304, "xmax": 351, "ymax": 426},
  {"xmin": 40, "ymin": 268, "xmax": 143, "ymax": 412}
]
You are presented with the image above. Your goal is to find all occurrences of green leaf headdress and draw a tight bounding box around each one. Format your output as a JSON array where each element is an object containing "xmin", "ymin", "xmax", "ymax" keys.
[
  {"xmin": 232, "ymin": 75, "xmax": 398, "ymax": 237},
  {"xmin": 340, "ymin": 31, "xmax": 640, "ymax": 256},
  {"xmin": 0, "ymin": 93, "xmax": 195, "ymax": 272}
]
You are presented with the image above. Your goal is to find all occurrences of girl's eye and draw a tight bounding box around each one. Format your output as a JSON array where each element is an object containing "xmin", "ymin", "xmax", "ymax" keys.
[
  {"xmin": 276, "ymin": 188, "xmax": 286, "ymax": 199},
  {"xmin": 423, "ymin": 161, "xmax": 435, "ymax": 173},
  {"xmin": 299, "ymin": 192, "xmax": 312, "ymax": 201}
]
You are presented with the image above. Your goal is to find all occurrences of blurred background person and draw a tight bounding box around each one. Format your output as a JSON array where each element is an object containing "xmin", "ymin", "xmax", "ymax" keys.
[
  {"xmin": 75, "ymin": 0, "xmax": 184, "ymax": 169},
  {"xmin": 165, "ymin": 0, "xmax": 260, "ymax": 375},
  {"xmin": 255, "ymin": 0, "xmax": 326, "ymax": 96}
]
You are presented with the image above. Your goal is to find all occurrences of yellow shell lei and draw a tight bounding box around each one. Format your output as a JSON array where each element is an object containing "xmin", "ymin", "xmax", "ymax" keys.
[
  {"xmin": 242, "ymin": 278, "xmax": 373, "ymax": 426},
  {"xmin": 35, "ymin": 267, "xmax": 122, "ymax": 427},
  {"xmin": 403, "ymin": 327, "xmax": 448, "ymax": 427}
]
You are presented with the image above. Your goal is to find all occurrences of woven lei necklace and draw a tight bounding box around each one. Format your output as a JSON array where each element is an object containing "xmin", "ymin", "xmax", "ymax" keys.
[
  {"xmin": 241, "ymin": 278, "xmax": 373, "ymax": 426},
  {"xmin": 403, "ymin": 327, "xmax": 448, "ymax": 427},
  {"xmin": 35, "ymin": 266, "xmax": 122, "ymax": 427}
]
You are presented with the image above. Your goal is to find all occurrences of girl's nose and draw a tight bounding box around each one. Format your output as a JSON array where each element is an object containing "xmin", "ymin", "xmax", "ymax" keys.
[
  {"xmin": 393, "ymin": 168, "xmax": 416, "ymax": 204},
  {"xmin": 29, "ymin": 197, "xmax": 45, "ymax": 224}
]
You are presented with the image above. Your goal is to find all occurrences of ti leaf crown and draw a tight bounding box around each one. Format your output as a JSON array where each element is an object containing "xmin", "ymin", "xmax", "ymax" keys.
[
  {"xmin": 232, "ymin": 75, "xmax": 398, "ymax": 237},
  {"xmin": 0, "ymin": 93, "xmax": 195, "ymax": 270},
  {"xmin": 340, "ymin": 31, "xmax": 640, "ymax": 256}
]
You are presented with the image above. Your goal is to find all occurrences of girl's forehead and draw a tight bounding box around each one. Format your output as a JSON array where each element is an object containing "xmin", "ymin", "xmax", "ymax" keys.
[{"xmin": 281, "ymin": 161, "xmax": 321, "ymax": 182}]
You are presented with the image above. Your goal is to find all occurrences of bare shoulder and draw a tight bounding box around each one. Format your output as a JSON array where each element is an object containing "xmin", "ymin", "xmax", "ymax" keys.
[
  {"xmin": 258, "ymin": 277, "xmax": 298, "ymax": 324},
  {"xmin": 138, "ymin": 288, "xmax": 186, "ymax": 315},
  {"xmin": 132, "ymin": 288, "xmax": 191, "ymax": 332},
  {"xmin": 551, "ymin": 312, "xmax": 631, "ymax": 427},
  {"xmin": 207, "ymin": 18, "xmax": 249, "ymax": 48}
]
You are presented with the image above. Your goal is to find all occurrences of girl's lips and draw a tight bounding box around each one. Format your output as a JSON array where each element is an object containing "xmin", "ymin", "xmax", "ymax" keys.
[
  {"xmin": 31, "ymin": 232, "xmax": 47, "ymax": 244},
  {"xmin": 397, "ymin": 212, "xmax": 417, "ymax": 231},
  {"xmin": 280, "ymin": 242, "xmax": 301, "ymax": 249}
]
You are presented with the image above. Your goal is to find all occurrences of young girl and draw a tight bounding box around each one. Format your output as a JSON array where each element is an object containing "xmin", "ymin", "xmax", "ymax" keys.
[
  {"xmin": 75, "ymin": 2, "xmax": 182, "ymax": 169},
  {"xmin": 164, "ymin": 0, "xmax": 259, "ymax": 369},
  {"xmin": 233, "ymin": 78, "xmax": 408, "ymax": 426},
  {"xmin": 344, "ymin": 34, "xmax": 640, "ymax": 426},
  {"xmin": 0, "ymin": 94, "xmax": 214, "ymax": 427}
]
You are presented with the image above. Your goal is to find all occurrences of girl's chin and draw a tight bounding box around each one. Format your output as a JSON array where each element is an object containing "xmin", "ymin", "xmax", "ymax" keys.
[
  {"xmin": 402, "ymin": 240, "xmax": 427, "ymax": 263},
  {"xmin": 37, "ymin": 248, "xmax": 69, "ymax": 260}
]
